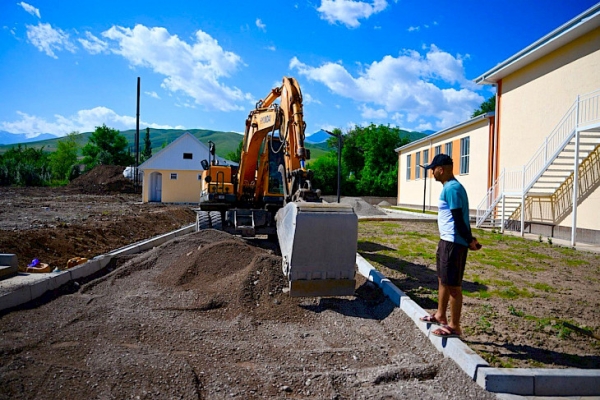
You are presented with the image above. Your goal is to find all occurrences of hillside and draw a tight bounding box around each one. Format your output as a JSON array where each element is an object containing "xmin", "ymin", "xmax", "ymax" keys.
[{"xmin": 0, "ymin": 127, "xmax": 426, "ymax": 162}]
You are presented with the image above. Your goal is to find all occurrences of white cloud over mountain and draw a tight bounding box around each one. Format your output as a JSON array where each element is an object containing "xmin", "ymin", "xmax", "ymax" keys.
[
  {"xmin": 0, "ymin": 107, "xmax": 184, "ymax": 136},
  {"xmin": 101, "ymin": 25, "xmax": 252, "ymax": 112},
  {"xmin": 290, "ymin": 45, "xmax": 483, "ymax": 129}
]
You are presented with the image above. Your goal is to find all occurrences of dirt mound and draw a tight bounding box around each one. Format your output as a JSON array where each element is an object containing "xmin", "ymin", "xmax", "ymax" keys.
[
  {"xmin": 154, "ymin": 230, "xmax": 311, "ymax": 322},
  {"xmin": 340, "ymin": 197, "xmax": 386, "ymax": 216},
  {"xmin": 68, "ymin": 165, "xmax": 135, "ymax": 194}
]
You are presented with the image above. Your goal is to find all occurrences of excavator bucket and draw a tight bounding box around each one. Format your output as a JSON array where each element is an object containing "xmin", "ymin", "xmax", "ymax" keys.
[{"xmin": 276, "ymin": 202, "xmax": 358, "ymax": 297}]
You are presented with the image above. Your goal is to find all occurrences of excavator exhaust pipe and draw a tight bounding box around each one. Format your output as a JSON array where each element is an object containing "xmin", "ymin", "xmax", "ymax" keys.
[{"xmin": 276, "ymin": 202, "xmax": 358, "ymax": 297}]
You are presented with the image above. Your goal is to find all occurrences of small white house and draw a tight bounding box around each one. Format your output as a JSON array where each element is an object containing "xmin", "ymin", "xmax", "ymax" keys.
[{"xmin": 139, "ymin": 132, "xmax": 234, "ymax": 203}]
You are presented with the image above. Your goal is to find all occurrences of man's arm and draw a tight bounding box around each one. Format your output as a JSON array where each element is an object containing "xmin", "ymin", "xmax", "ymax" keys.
[
  {"xmin": 450, "ymin": 208, "xmax": 472, "ymax": 242},
  {"xmin": 451, "ymin": 208, "xmax": 481, "ymax": 250}
]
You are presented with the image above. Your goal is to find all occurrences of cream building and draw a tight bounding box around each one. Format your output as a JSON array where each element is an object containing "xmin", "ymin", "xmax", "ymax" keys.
[
  {"xmin": 139, "ymin": 132, "xmax": 232, "ymax": 203},
  {"xmin": 397, "ymin": 3, "xmax": 600, "ymax": 245}
]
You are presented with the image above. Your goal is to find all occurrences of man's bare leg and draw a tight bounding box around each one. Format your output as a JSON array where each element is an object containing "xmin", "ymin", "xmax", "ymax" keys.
[
  {"xmin": 447, "ymin": 285, "xmax": 463, "ymax": 335},
  {"xmin": 435, "ymin": 277, "xmax": 449, "ymax": 324}
]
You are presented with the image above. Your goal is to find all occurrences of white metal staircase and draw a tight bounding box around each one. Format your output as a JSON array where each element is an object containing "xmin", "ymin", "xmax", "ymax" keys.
[{"xmin": 476, "ymin": 90, "xmax": 600, "ymax": 242}]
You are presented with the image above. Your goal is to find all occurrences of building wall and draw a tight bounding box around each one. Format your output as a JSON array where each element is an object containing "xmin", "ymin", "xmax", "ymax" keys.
[
  {"xmin": 498, "ymin": 27, "xmax": 600, "ymax": 231},
  {"xmin": 397, "ymin": 119, "xmax": 491, "ymax": 213},
  {"xmin": 142, "ymin": 169, "xmax": 202, "ymax": 203}
]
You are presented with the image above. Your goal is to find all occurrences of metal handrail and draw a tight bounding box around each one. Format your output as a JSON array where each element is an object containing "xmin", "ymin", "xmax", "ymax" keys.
[{"xmin": 475, "ymin": 89, "xmax": 600, "ymax": 227}]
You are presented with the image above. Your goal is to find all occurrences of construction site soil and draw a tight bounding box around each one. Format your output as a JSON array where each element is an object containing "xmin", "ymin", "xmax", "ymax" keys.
[{"xmin": 0, "ymin": 165, "xmax": 595, "ymax": 398}]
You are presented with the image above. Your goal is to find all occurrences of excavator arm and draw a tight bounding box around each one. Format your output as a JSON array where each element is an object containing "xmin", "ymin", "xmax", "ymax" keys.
[{"xmin": 199, "ymin": 77, "xmax": 358, "ymax": 297}]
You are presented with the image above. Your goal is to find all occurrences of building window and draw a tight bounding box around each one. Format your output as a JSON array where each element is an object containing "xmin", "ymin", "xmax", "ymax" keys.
[
  {"xmin": 183, "ymin": 153, "xmax": 193, "ymax": 159},
  {"xmin": 445, "ymin": 142, "xmax": 453, "ymax": 157},
  {"xmin": 415, "ymin": 152, "xmax": 421, "ymax": 179},
  {"xmin": 197, "ymin": 174, "xmax": 202, "ymax": 180},
  {"xmin": 460, "ymin": 136, "xmax": 470, "ymax": 174},
  {"xmin": 423, "ymin": 149, "xmax": 429, "ymax": 167},
  {"xmin": 406, "ymin": 154, "xmax": 411, "ymax": 180},
  {"xmin": 170, "ymin": 173, "xmax": 178, "ymax": 180},
  {"xmin": 435, "ymin": 145, "xmax": 441, "ymax": 156}
]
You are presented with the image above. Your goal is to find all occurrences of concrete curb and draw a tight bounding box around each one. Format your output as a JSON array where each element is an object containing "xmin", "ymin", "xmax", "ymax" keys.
[
  {"xmin": 355, "ymin": 253, "xmax": 600, "ymax": 396},
  {"xmin": 0, "ymin": 224, "xmax": 195, "ymax": 312}
]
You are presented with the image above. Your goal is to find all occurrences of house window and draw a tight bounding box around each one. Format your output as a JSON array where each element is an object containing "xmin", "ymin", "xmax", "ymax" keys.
[
  {"xmin": 183, "ymin": 153, "xmax": 193, "ymax": 160},
  {"xmin": 445, "ymin": 142, "xmax": 453, "ymax": 157},
  {"xmin": 460, "ymin": 136, "xmax": 470, "ymax": 174},
  {"xmin": 423, "ymin": 149, "xmax": 429, "ymax": 167},
  {"xmin": 435, "ymin": 145, "xmax": 441, "ymax": 156},
  {"xmin": 415, "ymin": 152, "xmax": 421, "ymax": 179},
  {"xmin": 197, "ymin": 174, "xmax": 202, "ymax": 180},
  {"xmin": 406, "ymin": 154, "xmax": 411, "ymax": 180},
  {"xmin": 170, "ymin": 173, "xmax": 178, "ymax": 180}
]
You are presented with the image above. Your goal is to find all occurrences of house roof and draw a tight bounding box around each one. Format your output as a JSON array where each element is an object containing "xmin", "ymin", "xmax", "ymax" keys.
[
  {"xmin": 474, "ymin": 3, "xmax": 600, "ymax": 85},
  {"xmin": 139, "ymin": 132, "xmax": 235, "ymax": 170},
  {"xmin": 395, "ymin": 112, "xmax": 494, "ymax": 153}
]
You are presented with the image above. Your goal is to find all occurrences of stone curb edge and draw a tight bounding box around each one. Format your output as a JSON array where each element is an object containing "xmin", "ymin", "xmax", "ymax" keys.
[
  {"xmin": 0, "ymin": 224, "xmax": 196, "ymax": 312},
  {"xmin": 355, "ymin": 253, "xmax": 600, "ymax": 397}
]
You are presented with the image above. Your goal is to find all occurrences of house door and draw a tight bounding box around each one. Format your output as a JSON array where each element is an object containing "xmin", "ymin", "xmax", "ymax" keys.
[{"xmin": 149, "ymin": 172, "xmax": 162, "ymax": 202}]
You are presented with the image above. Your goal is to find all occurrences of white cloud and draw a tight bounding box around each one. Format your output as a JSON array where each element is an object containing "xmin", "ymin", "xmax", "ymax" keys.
[
  {"xmin": 360, "ymin": 104, "xmax": 387, "ymax": 119},
  {"xmin": 145, "ymin": 91, "xmax": 160, "ymax": 99},
  {"xmin": 317, "ymin": 0, "xmax": 388, "ymax": 28},
  {"xmin": 265, "ymin": 45, "xmax": 276, "ymax": 51},
  {"xmin": 0, "ymin": 107, "xmax": 184, "ymax": 136},
  {"xmin": 303, "ymin": 92, "xmax": 322, "ymax": 105},
  {"xmin": 290, "ymin": 44, "xmax": 483, "ymax": 129},
  {"xmin": 26, "ymin": 22, "xmax": 76, "ymax": 58},
  {"xmin": 78, "ymin": 31, "xmax": 108, "ymax": 54},
  {"xmin": 18, "ymin": 2, "xmax": 40, "ymax": 18},
  {"xmin": 102, "ymin": 24, "xmax": 251, "ymax": 112},
  {"xmin": 255, "ymin": 18, "xmax": 266, "ymax": 31},
  {"xmin": 408, "ymin": 26, "xmax": 419, "ymax": 32}
]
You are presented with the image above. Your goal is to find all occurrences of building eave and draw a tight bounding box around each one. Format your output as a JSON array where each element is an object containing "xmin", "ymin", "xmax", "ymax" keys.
[
  {"xmin": 474, "ymin": 3, "xmax": 600, "ymax": 85},
  {"xmin": 395, "ymin": 112, "xmax": 494, "ymax": 153}
]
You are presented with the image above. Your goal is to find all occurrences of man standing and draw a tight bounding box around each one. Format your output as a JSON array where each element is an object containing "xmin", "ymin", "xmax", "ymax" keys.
[{"xmin": 419, "ymin": 154, "xmax": 481, "ymax": 338}]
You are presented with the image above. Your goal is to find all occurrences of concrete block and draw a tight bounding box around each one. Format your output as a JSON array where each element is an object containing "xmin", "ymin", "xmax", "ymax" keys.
[
  {"xmin": 400, "ymin": 298, "xmax": 431, "ymax": 336},
  {"xmin": 439, "ymin": 337, "xmax": 489, "ymax": 379},
  {"xmin": 69, "ymin": 257, "xmax": 111, "ymax": 281},
  {"xmin": 476, "ymin": 368, "xmax": 534, "ymax": 395},
  {"xmin": 0, "ymin": 285, "xmax": 31, "ymax": 311},
  {"xmin": 29, "ymin": 277, "xmax": 53, "ymax": 300},
  {"xmin": 533, "ymin": 368, "xmax": 600, "ymax": 396},
  {"xmin": 0, "ymin": 254, "xmax": 18, "ymax": 267},
  {"xmin": 0, "ymin": 254, "xmax": 19, "ymax": 280},
  {"xmin": 49, "ymin": 271, "xmax": 72, "ymax": 288}
]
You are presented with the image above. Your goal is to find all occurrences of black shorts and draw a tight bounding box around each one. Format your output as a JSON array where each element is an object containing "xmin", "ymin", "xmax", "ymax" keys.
[{"xmin": 436, "ymin": 239, "xmax": 468, "ymax": 286}]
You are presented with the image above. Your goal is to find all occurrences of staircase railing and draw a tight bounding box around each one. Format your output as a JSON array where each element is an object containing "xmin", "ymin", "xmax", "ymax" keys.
[{"xmin": 476, "ymin": 89, "xmax": 600, "ymax": 228}]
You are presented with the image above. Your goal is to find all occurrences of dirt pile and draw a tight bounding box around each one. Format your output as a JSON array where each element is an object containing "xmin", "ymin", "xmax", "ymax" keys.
[
  {"xmin": 340, "ymin": 197, "xmax": 386, "ymax": 217},
  {"xmin": 68, "ymin": 165, "xmax": 135, "ymax": 194}
]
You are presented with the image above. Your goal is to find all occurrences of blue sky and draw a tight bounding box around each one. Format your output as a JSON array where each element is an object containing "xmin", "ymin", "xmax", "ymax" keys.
[{"xmin": 1, "ymin": 0, "xmax": 597, "ymax": 139}]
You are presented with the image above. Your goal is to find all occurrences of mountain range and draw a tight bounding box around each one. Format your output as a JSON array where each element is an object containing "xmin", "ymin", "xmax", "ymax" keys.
[{"xmin": 0, "ymin": 131, "xmax": 59, "ymax": 145}]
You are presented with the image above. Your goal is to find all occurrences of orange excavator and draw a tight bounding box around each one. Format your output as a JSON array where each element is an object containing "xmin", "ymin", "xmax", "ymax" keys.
[{"xmin": 197, "ymin": 77, "xmax": 358, "ymax": 297}]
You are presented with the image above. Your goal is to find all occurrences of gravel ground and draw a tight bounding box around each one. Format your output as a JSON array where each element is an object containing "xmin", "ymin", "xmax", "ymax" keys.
[{"xmin": 0, "ymin": 229, "xmax": 495, "ymax": 399}]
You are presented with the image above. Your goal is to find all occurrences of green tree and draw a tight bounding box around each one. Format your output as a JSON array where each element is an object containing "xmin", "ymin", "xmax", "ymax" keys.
[
  {"xmin": 81, "ymin": 124, "xmax": 134, "ymax": 170},
  {"xmin": 472, "ymin": 95, "xmax": 496, "ymax": 117},
  {"xmin": 310, "ymin": 124, "xmax": 410, "ymax": 197},
  {"xmin": 0, "ymin": 144, "xmax": 51, "ymax": 186},
  {"xmin": 226, "ymin": 140, "xmax": 243, "ymax": 163},
  {"xmin": 141, "ymin": 127, "xmax": 152, "ymax": 162},
  {"xmin": 49, "ymin": 132, "xmax": 79, "ymax": 182}
]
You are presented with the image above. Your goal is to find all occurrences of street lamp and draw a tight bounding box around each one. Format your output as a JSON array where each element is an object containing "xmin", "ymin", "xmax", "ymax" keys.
[
  {"xmin": 418, "ymin": 164, "xmax": 428, "ymax": 213},
  {"xmin": 324, "ymin": 130, "xmax": 342, "ymax": 203}
]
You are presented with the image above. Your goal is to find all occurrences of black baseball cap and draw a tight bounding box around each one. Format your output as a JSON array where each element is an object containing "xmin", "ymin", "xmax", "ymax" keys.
[{"xmin": 425, "ymin": 154, "xmax": 453, "ymax": 170}]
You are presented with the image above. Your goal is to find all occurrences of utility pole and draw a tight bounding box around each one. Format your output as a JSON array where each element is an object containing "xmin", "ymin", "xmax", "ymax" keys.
[
  {"xmin": 418, "ymin": 164, "xmax": 428, "ymax": 213},
  {"xmin": 135, "ymin": 77, "xmax": 141, "ymax": 191}
]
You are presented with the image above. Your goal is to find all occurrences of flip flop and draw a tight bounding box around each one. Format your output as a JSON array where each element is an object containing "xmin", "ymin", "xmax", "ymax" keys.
[
  {"xmin": 419, "ymin": 314, "xmax": 444, "ymax": 325},
  {"xmin": 431, "ymin": 325, "xmax": 461, "ymax": 338}
]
